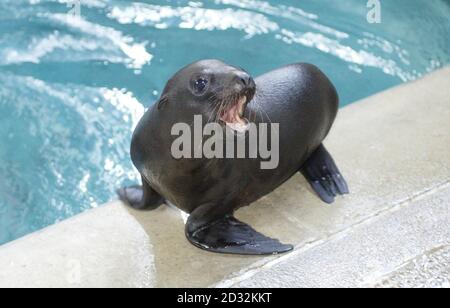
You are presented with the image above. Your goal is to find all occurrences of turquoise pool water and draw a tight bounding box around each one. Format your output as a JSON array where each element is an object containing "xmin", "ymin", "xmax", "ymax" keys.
[{"xmin": 0, "ymin": 0, "xmax": 449, "ymax": 245}]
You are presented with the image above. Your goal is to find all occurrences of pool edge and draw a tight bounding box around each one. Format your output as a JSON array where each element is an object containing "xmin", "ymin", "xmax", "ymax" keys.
[{"xmin": 0, "ymin": 66, "xmax": 449, "ymax": 288}]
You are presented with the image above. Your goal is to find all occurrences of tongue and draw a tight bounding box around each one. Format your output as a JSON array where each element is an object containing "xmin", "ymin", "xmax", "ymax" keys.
[
  {"xmin": 225, "ymin": 104, "xmax": 249, "ymax": 132},
  {"xmin": 220, "ymin": 96, "xmax": 249, "ymax": 132},
  {"xmin": 226, "ymin": 121, "xmax": 249, "ymax": 133},
  {"xmin": 221, "ymin": 104, "xmax": 236, "ymax": 122}
]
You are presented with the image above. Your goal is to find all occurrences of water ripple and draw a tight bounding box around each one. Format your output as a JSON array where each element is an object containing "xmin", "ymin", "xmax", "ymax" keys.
[
  {"xmin": 1, "ymin": 10, "xmax": 153, "ymax": 70},
  {"xmin": 105, "ymin": 1, "xmax": 415, "ymax": 81},
  {"xmin": 108, "ymin": 2, "xmax": 279, "ymax": 37},
  {"xmin": 277, "ymin": 29, "xmax": 417, "ymax": 82},
  {"xmin": 0, "ymin": 0, "xmax": 449, "ymax": 245},
  {"xmin": 0, "ymin": 73, "xmax": 142, "ymax": 243}
]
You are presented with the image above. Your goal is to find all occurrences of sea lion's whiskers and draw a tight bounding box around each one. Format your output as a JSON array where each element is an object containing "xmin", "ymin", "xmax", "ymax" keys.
[
  {"xmin": 252, "ymin": 102, "xmax": 265, "ymax": 123},
  {"xmin": 256, "ymin": 101, "xmax": 280, "ymax": 135},
  {"xmin": 212, "ymin": 102, "xmax": 223, "ymax": 123},
  {"xmin": 250, "ymin": 104, "xmax": 259, "ymax": 123},
  {"xmin": 246, "ymin": 100, "xmax": 256, "ymax": 124},
  {"xmin": 253, "ymin": 109, "xmax": 259, "ymax": 123},
  {"xmin": 255, "ymin": 101, "xmax": 274, "ymax": 124},
  {"xmin": 215, "ymin": 98, "xmax": 227, "ymax": 124},
  {"xmin": 209, "ymin": 92, "xmax": 228, "ymax": 124},
  {"xmin": 218, "ymin": 93, "xmax": 236, "ymax": 123},
  {"xmin": 207, "ymin": 96, "xmax": 222, "ymax": 124}
]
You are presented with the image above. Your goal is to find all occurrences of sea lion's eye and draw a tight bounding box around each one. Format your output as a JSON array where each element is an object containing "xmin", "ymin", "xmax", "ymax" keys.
[{"xmin": 194, "ymin": 78, "xmax": 208, "ymax": 94}]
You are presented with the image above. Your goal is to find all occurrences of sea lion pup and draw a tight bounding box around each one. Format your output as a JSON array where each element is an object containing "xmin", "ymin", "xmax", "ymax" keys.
[{"xmin": 118, "ymin": 59, "xmax": 349, "ymax": 255}]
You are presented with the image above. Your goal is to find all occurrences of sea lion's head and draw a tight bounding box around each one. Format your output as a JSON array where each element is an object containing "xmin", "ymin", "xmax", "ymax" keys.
[{"xmin": 157, "ymin": 59, "xmax": 256, "ymax": 131}]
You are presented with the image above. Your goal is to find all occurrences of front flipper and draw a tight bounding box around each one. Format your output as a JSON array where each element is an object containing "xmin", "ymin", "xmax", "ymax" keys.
[
  {"xmin": 117, "ymin": 176, "xmax": 164, "ymax": 211},
  {"xmin": 301, "ymin": 144, "xmax": 349, "ymax": 204},
  {"xmin": 186, "ymin": 214, "xmax": 293, "ymax": 255}
]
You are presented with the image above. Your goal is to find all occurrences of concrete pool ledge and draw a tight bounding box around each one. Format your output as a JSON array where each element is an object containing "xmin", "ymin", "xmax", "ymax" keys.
[{"xmin": 0, "ymin": 67, "xmax": 449, "ymax": 288}]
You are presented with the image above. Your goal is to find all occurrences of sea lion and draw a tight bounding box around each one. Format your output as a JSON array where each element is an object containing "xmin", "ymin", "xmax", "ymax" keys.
[{"xmin": 118, "ymin": 59, "xmax": 349, "ymax": 255}]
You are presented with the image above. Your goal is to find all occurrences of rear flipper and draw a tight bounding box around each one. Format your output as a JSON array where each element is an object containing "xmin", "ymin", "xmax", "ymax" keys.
[
  {"xmin": 186, "ymin": 208, "xmax": 293, "ymax": 255},
  {"xmin": 301, "ymin": 144, "xmax": 349, "ymax": 204},
  {"xmin": 117, "ymin": 176, "xmax": 164, "ymax": 211}
]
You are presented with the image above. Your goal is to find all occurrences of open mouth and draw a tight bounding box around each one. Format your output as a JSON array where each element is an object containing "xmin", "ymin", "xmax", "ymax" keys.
[{"xmin": 219, "ymin": 95, "xmax": 249, "ymax": 132}]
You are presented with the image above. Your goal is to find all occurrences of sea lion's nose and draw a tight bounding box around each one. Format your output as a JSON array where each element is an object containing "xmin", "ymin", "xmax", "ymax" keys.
[{"xmin": 234, "ymin": 71, "xmax": 255, "ymax": 90}]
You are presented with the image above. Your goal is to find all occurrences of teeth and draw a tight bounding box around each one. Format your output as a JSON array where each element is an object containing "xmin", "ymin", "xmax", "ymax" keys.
[
  {"xmin": 226, "ymin": 121, "xmax": 250, "ymax": 133},
  {"xmin": 220, "ymin": 95, "xmax": 248, "ymax": 127}
]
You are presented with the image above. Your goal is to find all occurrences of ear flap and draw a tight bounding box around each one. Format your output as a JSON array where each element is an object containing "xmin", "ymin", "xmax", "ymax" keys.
[{"xmin": 157, "ymin": 96, "xmax": 169, "ymax": 110}]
